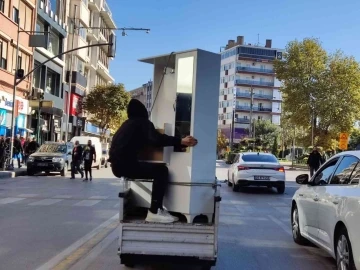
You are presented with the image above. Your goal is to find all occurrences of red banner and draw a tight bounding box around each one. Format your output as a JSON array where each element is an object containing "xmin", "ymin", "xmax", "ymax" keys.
[{"xmin": 70, "ymin": 94, "xmax": 80, "ymax": 116}]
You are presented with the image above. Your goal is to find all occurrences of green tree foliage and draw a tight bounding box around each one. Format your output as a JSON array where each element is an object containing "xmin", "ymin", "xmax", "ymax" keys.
[
  {"xmin": 349, "ymin": 129, "xmax": 360, "ymax": 150},
  {"xmin": 272, "ymin": 136, "xmax": 279, "ymax": 157},
  {"xmin": 83, "ymin": 83, "xmax": 130, "ymax": 139},
  {"xmin": 254, "ymin": 120, "xmax": 280, "ymax": 147},
  {"xmin": 274, "ymin": 38, "xmax": 360, "ymax": 148},
  {"xmin": 109, "ymin": 110, "xmax": 128, "ymax": 134}
]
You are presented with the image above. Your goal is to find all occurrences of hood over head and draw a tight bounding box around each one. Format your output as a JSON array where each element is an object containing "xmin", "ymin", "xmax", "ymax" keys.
[{"xmin": 127, "ymin": 99, "xmax": 148, "ymax": 119}]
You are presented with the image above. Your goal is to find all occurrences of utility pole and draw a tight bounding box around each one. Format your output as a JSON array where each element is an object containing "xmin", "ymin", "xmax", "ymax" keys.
[
  {"xmin": 65, "ymin": 5, "xmax": 77, "ymax": 143},
  {"xmin": 230, "ymin": 109, "xmax": 235, "ymax": 149},
  {"xmin": 249, "ymin": 86, "xmax": 254, "ymax": 138}
]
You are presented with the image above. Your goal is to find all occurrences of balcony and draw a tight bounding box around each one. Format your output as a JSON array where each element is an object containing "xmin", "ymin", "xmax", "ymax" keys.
[
  {"xmin": 87, "ymin": 28, "xmax": 98, "ymax": 41},
  {"xmin": 236, "ymin": 66, "xmax": 275, "ymax": 75},
  {"xmin": 96, "ymin": 62, "xmax": 114, "ymax": 82},
  {"xmin": 238, "ymin": 54, "xmax": 275, "ymax": 62},
  {"xmin": 235, "ymin": 118, "xmax": 250, "ymax": 124},
  {"xmin": 66, "ymin": 71, "xmax": 87, "ymax": 88},
  {"xmin": 88, "ymin": 0, "xmax": 100, "ymax": 11},
  {"xmin": 236, "ymin": 92, "xmax": 273, "ymax": 100},
  {"xmin": 235, "ymin": 79, "xmax": 275, "ymax": 88},
  {"xmin": 236, "ymin": 105, "xmax": 272, "ymax": 112},
  {"xmin": 100, "ymin": 0, "xmax": 116, "ymax": 28}
]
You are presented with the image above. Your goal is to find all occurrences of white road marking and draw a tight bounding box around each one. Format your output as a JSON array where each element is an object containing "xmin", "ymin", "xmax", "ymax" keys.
[
  {"xmin": 89, "ymin": 196, "xmax": 108, "ymax": 200},
  {"xmin": 35, "ymin": 214, "xmax": 119, "ymax": 270},
  {"xmin": 113, "ymin": 203, "xmax": 120, "ymax": 208},
  {"xmin": 0, "ymin": 197, "xmax": 25, "ymax": 204},
  {"xmin": 17, "ymin": 194, "xmax": 38, "ymax": 198},
  {"xmin": 268, "ymin": 215, "xmax": 292, "ymax": 236},
  {"xmin": 29, "ymin": 199, "xmax": 63, "ymax": 206},
  {"xmin": 74, "ymin": 200, "xmax": 101, "ymax": 207},
  {"xmin": 68, "ymin": 226, "xmax": 119, "ymax": 270},
  {"xmin": 53, "ymin": 195, "xmax": 72, "ymax": 199}
]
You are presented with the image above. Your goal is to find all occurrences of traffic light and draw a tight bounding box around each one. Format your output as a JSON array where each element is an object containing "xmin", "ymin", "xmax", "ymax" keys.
[
  {"xmin": 108, "ymin": 33, "xmax": 116, "ymax": 58},
  {"xmin": 17, "ymin": 69, "xmax": 24, "ymax": 78}
]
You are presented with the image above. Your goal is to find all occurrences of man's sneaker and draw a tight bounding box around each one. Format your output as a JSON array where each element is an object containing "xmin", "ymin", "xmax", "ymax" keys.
[
  {"xmin": 145, "ymin": 209, "xmax": 175, "ymax": 223},
  {"xmin": 160, "ymin": 209, "xmax": 179, "ymax": 222}
]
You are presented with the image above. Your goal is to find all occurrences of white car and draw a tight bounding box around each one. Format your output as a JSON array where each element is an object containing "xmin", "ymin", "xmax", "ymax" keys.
[
  {"xmin": 227, "ymin": 152, "xmax": 286, "ymax": 193},
  {"xmin": 292, "ymin": 151, "xmax": 360, "ymax": 270}
]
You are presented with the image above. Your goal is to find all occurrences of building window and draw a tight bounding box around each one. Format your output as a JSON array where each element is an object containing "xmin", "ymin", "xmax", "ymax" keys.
[
  {"xmin": 77, "ymin": 59, "xmax": 85, "ymax": 75},
  {"xmin": 19, "ymin": 1, "xmax": 33, "ymax": 32},
  {"xmin": 0, "ymin": 0, "xmax": 4, "ymax": 13},
  {"xmin": 48, "ymin": 29, "xmax": 60, "ymax": 55},
  {"xmin": 79, "ymin": 23, "xmax": 86, "ymax": 40},
  {"xmin": 17, "ymin": 55, "xmax": 22, "ymax": 70},
  {"xmin": 36, "ymin": 20, "xmax": 45, "ymax": 33},
  {"xmin": 13, "ymin": 7, "xmax": 19, "ymax": 24},
  {"xmin": 46, "ymin": 69, "xmax": 60, "ymax": 97},
  {"xmin": 0, "ymin": 39, "xmax": 7, "ymax": 70}
]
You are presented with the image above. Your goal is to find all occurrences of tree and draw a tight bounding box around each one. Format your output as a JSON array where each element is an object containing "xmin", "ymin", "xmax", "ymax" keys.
[
  {"xmin": 254, "ymin": 120, "xmax": 280, "ymax": 147},
  {"xmin": 349, "ymin": 129, "xmax": 360, "ymax": 150},
  {"xmin": 83, "ymin": 83, "xmax": 131, "ymax": 140},
  {"xmin": 109, "ymin": 110, "xmax": 128, "ymax": 134},
  {"xmin": 217, "ymin": 130, "xmax": 227, "ymax": 154},
  {"xmin": 272, "ymin": 136, "xmax": 279, "ymax": 157},
  {"xmin": 274, "ymin": 38, "xmax": 360, "ymax": 148}
]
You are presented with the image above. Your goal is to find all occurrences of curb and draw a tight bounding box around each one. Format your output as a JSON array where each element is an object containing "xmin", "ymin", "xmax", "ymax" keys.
[{"xmin": 0, "ymin": 169, "xmax": 27, "ymax": 179}]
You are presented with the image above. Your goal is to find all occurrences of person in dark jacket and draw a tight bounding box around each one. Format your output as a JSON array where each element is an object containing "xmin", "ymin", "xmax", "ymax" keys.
[
  {"xmin": 110, "ymin": 99, "xmax": 198, "ymax": 223},
  {"xmin": 307, "ymin": 147, "xmax": 323, "ymax": 177},
  {"xmin": 27, "ymin": 137, "xmax": 39, "ymax": 154},
  {"xmin": 12, "ymin": 134, "xmax": 23, "ymax": 168},
  {"xmin": 82, "ymin": 140, "xmax": 96, "ymax": 181},
  {"xmin": 71, "ymin": 141, "xmax": 84, "ymax": 179}
]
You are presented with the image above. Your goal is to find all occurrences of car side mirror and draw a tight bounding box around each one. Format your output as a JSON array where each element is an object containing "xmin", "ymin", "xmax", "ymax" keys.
[{"xmin": 296, "ymin": 174, "xmax": 309, "ymax": 185}]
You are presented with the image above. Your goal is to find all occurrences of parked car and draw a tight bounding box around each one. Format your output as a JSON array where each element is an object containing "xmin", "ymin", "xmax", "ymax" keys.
[
  {"xmin": 292, "ymin": 151, "xmax": 360, "ymax": 270},
  {"xmin": 227, "ymin": 152, "xmax": 285, "ymax": 193},
  {"xmin": 27, "ymin": 142, "xmax": 73, "ymax": 176}
]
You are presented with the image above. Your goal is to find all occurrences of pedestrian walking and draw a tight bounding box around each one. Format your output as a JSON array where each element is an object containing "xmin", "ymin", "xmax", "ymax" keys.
[
  {"xmin": 71, "ymin": 140, "xmax": 84, "ymax": 179},
  {"xmin": 82, "ymin": 140, "xmax": 96, "ymax": 181},
  {"xmin": 23, "ymin": 137, "xmax": 31, "ymax": 164},
  {"xmin": 12, "ymin": 134, "xmax": 23, "ymax": 168},
  {"xmin": 307, "ymin": 147, "xmax": 323, "ymax": 177}
]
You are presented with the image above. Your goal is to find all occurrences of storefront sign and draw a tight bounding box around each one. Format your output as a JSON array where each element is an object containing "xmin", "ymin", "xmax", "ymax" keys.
[
  {"xmin": 0, "ymin": 91, "xmax": 29, "ymax": 115},
  {"xmin": 0, "ymin": 109, "xmax": 6, "ymax": 126},
  {"xmin": 70, "ymin": 94, "xmax": 82, "ymax": 116}
]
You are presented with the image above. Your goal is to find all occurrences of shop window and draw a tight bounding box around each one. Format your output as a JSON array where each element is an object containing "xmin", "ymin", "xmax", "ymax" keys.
[{"xmin": 46, "ymin": 68, "xmax": 60, "ymax": 97}]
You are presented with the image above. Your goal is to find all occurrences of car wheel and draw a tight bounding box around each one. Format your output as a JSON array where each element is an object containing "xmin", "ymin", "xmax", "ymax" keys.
[
  {"xmin": 291, "ymin": 204, "xmax": 307, "ymax": 245},
  {"xmin": 336, "ymin": 227, "xmax": 356, "ymax": 270},
  {"xmin": 232, "ymin": 183, "xmax": 239, "ymax": 192},
  {"xmin": 277, "ymin": 184, "xmax": 285, "ymax": 194},
  {"xmin": 60, "ymin": 163, "xmax": 67, "ymax": 177}
]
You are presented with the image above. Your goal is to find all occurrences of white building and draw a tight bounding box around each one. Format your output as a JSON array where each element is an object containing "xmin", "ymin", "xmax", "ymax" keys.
[
  {"xmin": 65, "ymin": 0, "xmax": 116, "ymax": 138},
  {"xmin": 218, "ymin": 36, "xmax": 283, "ymax": 141}
]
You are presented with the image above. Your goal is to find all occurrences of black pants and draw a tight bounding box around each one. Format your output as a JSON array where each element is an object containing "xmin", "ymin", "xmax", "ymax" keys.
[
  {"xmin": 310, "ymin": 166, "xmax": 319, "ymax": 177},
  {"xmin": 84, "ymin": 160, "xmax": 92, "ymax": 179},
  {"xmin": 113, "ymin": 162, "xmax": 169, "ymax": 214},
  {"xmin": 71, "ymin": 160, "xmax": 83, "ymax": 178}
]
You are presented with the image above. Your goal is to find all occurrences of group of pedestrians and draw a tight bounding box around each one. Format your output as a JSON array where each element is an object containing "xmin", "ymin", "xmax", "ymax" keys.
[
  {"xmin": 0, "ymin": 134, "xmax": 39, "ymax": 169},
  {"xmin": 70, "ymin": 140, "xmax": 96, "ymax": 181}
]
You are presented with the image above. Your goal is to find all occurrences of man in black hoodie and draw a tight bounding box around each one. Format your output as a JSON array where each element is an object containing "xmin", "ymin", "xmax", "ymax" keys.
[
  {"xmin": 110, "ymin": 99, "xmax": 198, "ymax": 223},
  {"xmin": 307, "ymin": 147, "xmax": 323, "ymax": 177}
]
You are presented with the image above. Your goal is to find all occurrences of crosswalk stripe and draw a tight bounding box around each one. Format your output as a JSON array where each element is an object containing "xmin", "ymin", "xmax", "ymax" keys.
[
  {"xmin": 0, "ymin": 197, "xmax": 25, "ymax": 204},
  {"xmin": 53, "ymin": 195, "xmax": 72, "ymax": 199},
  {"xmin": 17, "ymin": 194, "xmax": 38, "ymax": 198},
  {"xmin": 29, "ymin": 199, "xmax": 63, "ymax": 206},
  {"xmin": 89, "ymin": 196, "xmax": 108, "ymax": 200},
  {"xmin": 74, "ymin": 200, "xmax": 101, "ymax": 207}
]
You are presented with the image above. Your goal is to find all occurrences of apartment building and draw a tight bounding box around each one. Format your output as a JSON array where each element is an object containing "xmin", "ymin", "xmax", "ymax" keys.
[
  {"xmin": 32, "ymin": 0, "xmax": 68, "ymax": 143},
  {"xmin": 128, "ymin": 80, "xmax": 153, "ymax": 114},
  {"xmin": 65, "ymin": 0, "xmax": 116, "ymax": 138},
  {"xmin": 218, "ymin": 36, "xmax": 283, "ymax": 142},
  {"xmin": 0, "ymin": 0, "xmax": 36, "ymax": 137}
]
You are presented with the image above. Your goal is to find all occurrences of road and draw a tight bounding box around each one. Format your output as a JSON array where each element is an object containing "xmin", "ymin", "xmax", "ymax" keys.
[{"xmin": 0, "ymin": 162, "xmax": 336, "ymax": 270}]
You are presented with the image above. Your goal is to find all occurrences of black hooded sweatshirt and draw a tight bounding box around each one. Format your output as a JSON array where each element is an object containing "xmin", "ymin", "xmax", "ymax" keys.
[{"xmin": 109, "ymin": 99, "xmax": 182, "ymax": 168}]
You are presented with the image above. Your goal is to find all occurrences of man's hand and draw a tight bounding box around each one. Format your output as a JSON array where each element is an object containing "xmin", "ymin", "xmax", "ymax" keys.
[{"xmin": 181, "ymin": 136, "xmax": 198, "ymax": 147}]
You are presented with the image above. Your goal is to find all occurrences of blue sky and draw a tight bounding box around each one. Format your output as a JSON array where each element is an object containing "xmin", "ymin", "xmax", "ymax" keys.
[{"xmin": 107, "ymin": 0, "xmax": 360, "ymax": 91}]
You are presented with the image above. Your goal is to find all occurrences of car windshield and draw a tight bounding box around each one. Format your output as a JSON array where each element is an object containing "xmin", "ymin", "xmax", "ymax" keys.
[
  {"xmin": 38, "ymin": 144, "xmax": 67, "ymax": 153},
  {"xmin": 242, "ymin": 154, "xmax": 278, "ymax": 163}
]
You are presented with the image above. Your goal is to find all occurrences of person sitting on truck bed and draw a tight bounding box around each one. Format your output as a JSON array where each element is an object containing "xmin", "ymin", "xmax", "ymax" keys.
[{"xmin": 110, "ymin": 99, "xmax": 198, "ymax": 224}]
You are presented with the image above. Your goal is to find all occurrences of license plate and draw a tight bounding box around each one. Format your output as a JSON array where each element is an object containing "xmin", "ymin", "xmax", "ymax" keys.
[
  {"xmin": 37, "ymin": 163, "xmax": 48, "ymax": 166},
  {"xmin": 254, "ymin": 176, "xmax": 270, "ymax": 180}
]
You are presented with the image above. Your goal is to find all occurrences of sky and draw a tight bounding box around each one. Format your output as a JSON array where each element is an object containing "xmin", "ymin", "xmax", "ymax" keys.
[{"xmin": 107, "ymin": 0, "xmax": 360, "ymax": 91}]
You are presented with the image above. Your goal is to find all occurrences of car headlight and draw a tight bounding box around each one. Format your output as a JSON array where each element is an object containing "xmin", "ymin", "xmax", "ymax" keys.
[
  {"xmin": 28, "ymin": 157, "xmax": 34, "ymax": 162},
  {"xmin": 52, "ymin": 157, "xmax": 64, "ymax": 162}
]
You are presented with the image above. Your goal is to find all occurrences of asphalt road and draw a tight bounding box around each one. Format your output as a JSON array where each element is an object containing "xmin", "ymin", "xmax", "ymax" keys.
[{"xmin": 0, "ymin": 162, "xmax": 336, "ymax": 270}]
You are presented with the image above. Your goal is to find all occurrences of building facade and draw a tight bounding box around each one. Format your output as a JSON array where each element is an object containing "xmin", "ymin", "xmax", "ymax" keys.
[
  {"xmin": 218, "ymin": 36, "xmax": 283, "ymax": 142},
  {"xmin": 32, "ymin": 0, "xmax": 68, "ymax": 143},
  {"xmin": 0, "ymin": 0, "xmax": 37, "ymax": 137},
  {"xmin": 65, "ymin": 0, "xmax": 116, "ymax": 139},
  {"xmin": 128, "ymin": 80, "xmax": 153, "ymax": 114}
]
